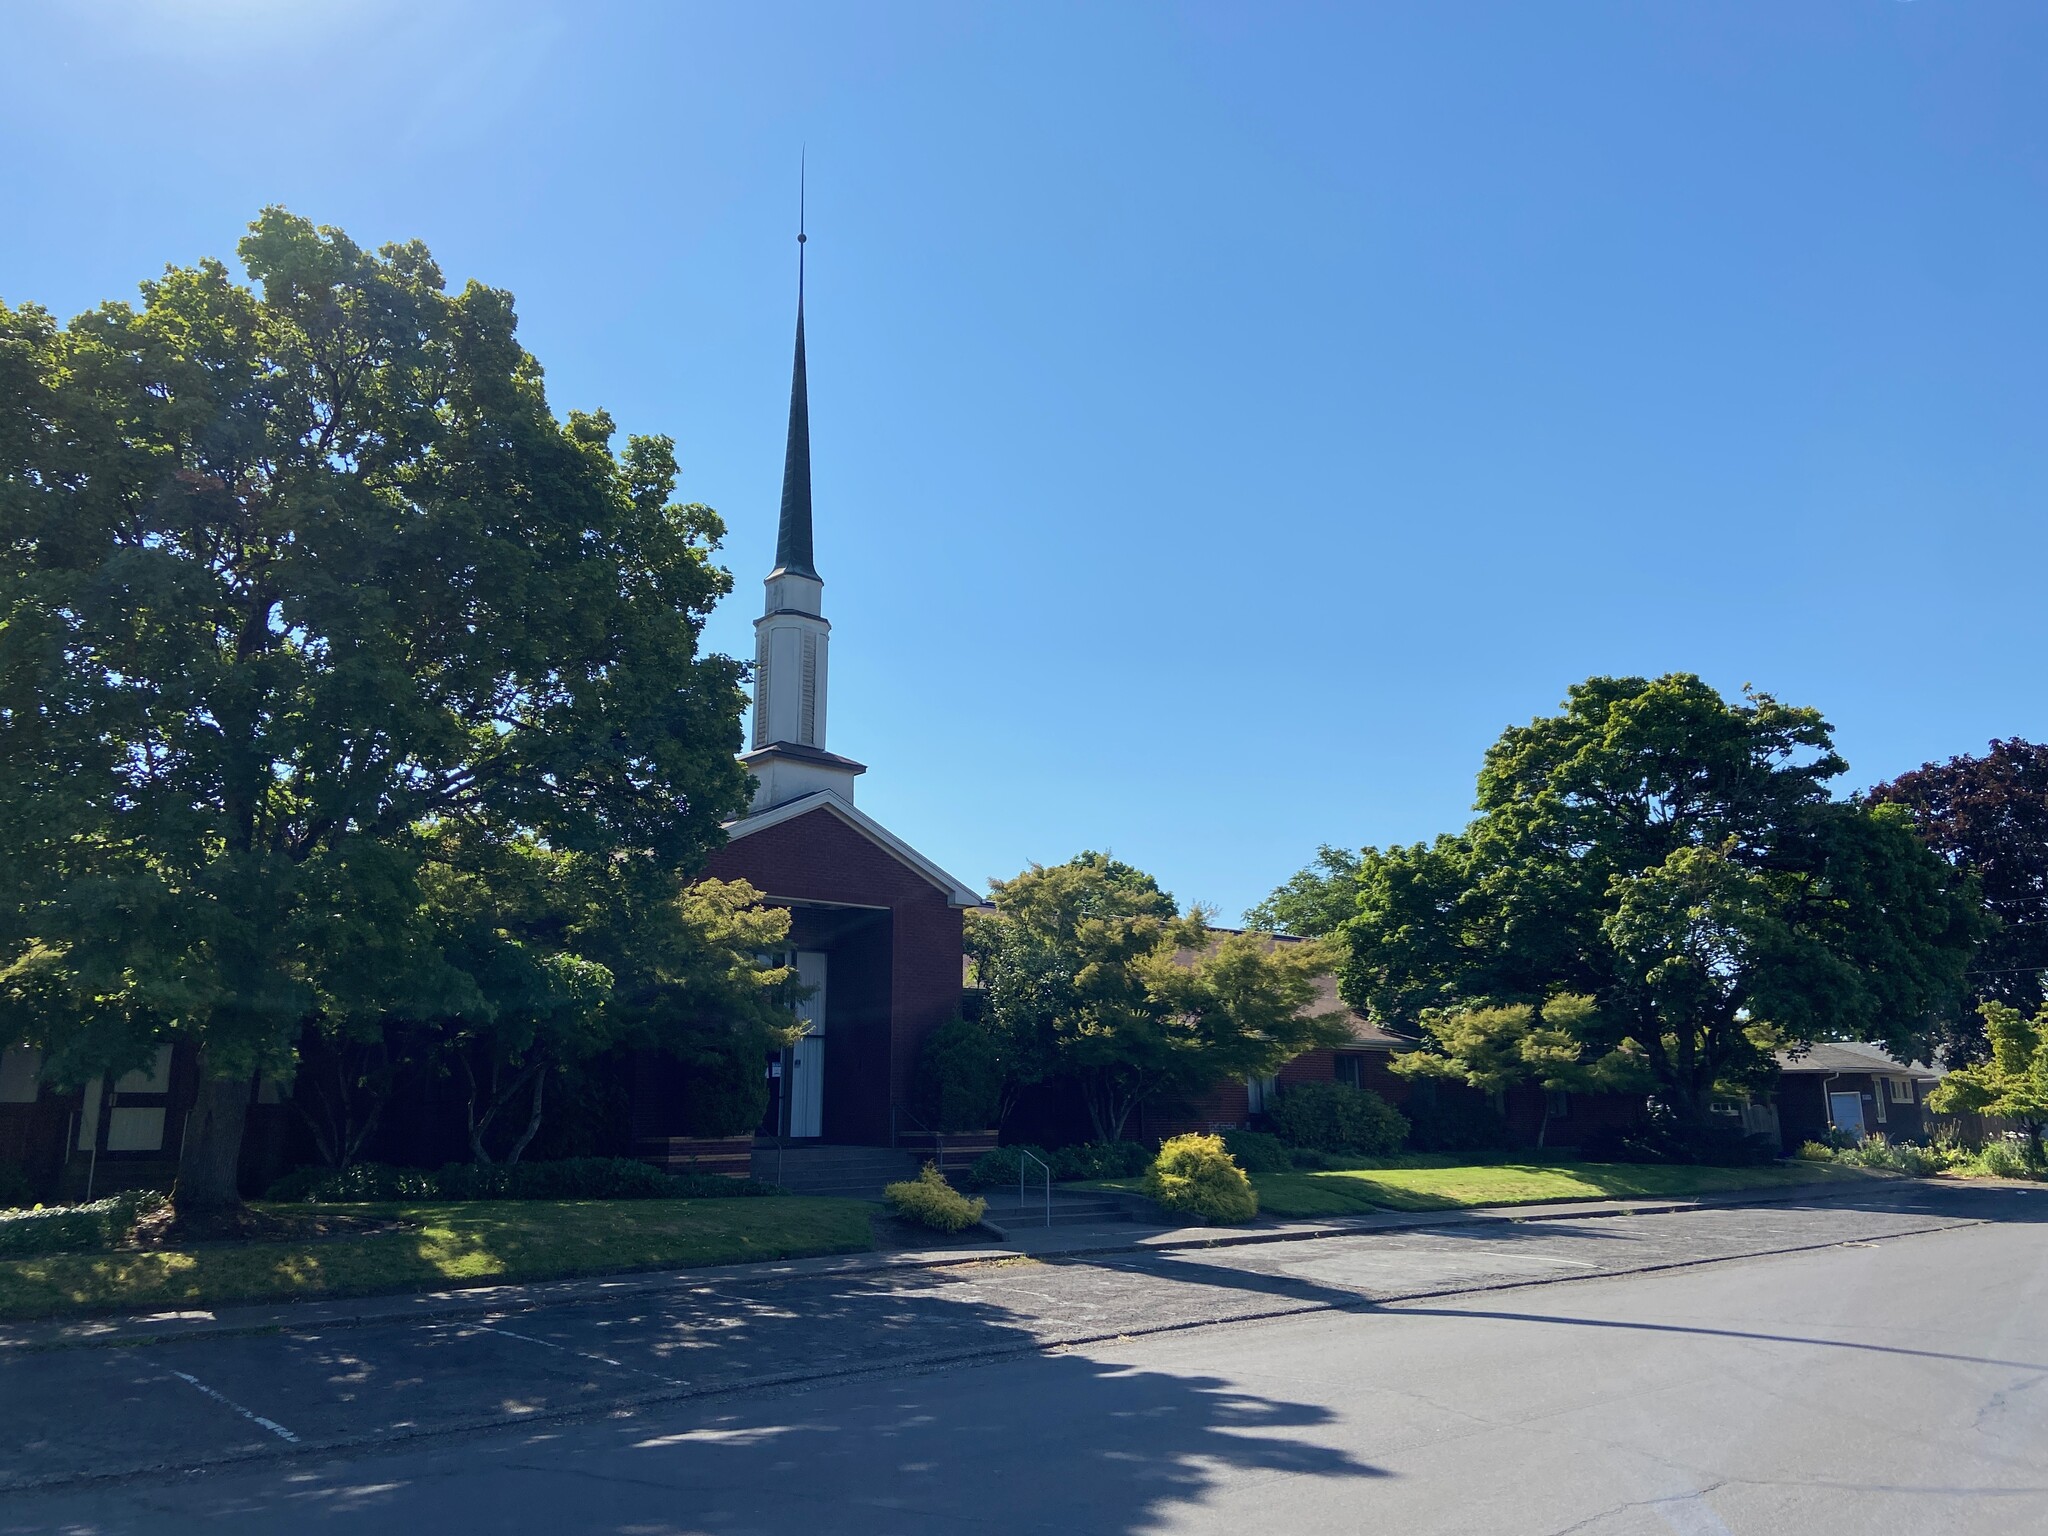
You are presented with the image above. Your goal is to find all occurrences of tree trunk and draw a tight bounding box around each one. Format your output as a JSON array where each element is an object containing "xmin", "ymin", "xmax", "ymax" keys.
[
  {"xmin": 504, "ymin": 1071, "xmax": 546, "ymax": 1165},
  {"xmin": 174, "ymin": 1059, "xmax": 254, "ymax": 1216}
]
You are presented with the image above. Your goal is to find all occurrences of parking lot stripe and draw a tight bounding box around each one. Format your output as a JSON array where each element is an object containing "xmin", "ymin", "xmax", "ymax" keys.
[{"xmin": 166, "ymin": 1369, "xmax": 299, "ymax": 1443}]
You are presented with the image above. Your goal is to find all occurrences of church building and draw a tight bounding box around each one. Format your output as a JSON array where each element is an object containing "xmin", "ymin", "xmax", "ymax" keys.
[{"xmin": 691, "ymin": 241, "xmax": 979, "ymax": 1147}]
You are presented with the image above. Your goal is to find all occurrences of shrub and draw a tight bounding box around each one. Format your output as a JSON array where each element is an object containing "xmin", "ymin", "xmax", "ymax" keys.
[
  {"xmin": 910, "ymin": 1017, "xmax": 1004, "ymax": 1133},
  {"xmin": 1958, "ymin": 1138, "xmax": 2047, "ymax": 1180},
  {"xmin": 1827, "ymin": 1135, "xmax": 1956, "ymax": 1176},
  {"xmin": 961, "ymin": 1142, "xmax": 1153, "ymax": 1188},
  {"xmin": 671, "ymin": 1036, "xmax": 772, "ymax": 1138},
  {"xmin": 1794, "ymin": 1141, "xmax": 1837, "ymax": 1163},
  {"xmin": 0, "ymin": 1191, "xmax": 164, "ymax": 1258},
  {"xmin": 1288, "ymin": 1147, "xmax": 1338, "ymax": 1170},
  {"xmin": 1221, "ymin": 1130, "xmax": 1293, "ymax": 1174},
  {"xmin": 264, "ymin": 1158, "xmax": 781, "ymax": 1203},
  {"xmin": 962, "ymin": 1144, "xmax": 1048, "ymax": 1191},
  {"xmin": 884, "ymin": 1164, "xmax": 988, "ymax": 1233},
  {"xmin": 1144, "ymin": 1134, "xmax": 1257, "ymax": 1224},
  {"xmin": 1403, "ymin": 1092, "xmax": 1511, "ymax": 1153},
  {"xmin": 0, "ymin": 1162, "xmax": 37, "ymax": 1211},
  {"xmin": 1269, "ymin": 1083, "xmax": 1408, "ymax": 1155},
  {"xmin": 1050, "ymin": 1141, "xmax": 1153, "ymax": 1181},
  {"xmin": 1578, "ymin": 1114, "xmax": 1778, "ymax": 1167}
]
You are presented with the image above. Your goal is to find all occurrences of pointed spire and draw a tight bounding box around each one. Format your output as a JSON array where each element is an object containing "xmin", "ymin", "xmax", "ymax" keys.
[{"xmin": 773, "ymin": 161, "xmax": 817, "ymax": 579}]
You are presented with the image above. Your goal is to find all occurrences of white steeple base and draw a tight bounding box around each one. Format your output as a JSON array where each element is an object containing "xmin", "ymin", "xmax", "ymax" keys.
[{"xmin": 740, "ymin": 741, "xmax": 865, "ymax": 813}]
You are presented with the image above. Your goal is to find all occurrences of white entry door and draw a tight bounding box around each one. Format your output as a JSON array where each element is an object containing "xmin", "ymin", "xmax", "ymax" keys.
[
  {"xmin": 1828, "ymin": 1091, "xmax": 1865, "ymax": 1141},
  {"xmin": 787, "ymin": 951, "xmax": 829, "ymax": 1139}
]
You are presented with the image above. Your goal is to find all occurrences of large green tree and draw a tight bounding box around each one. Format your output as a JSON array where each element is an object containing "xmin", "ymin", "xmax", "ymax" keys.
[
  {"xmin": 0, "ymin": 210, "xmax": 755, "ymax": 1216},
  {"xmin": 968, "ymin": 852, "xmax": 1350, "ymax": 1141},
  {"xmin": 1340, "ymin": 675, "xmax": 1985, "ymax": 1127}
]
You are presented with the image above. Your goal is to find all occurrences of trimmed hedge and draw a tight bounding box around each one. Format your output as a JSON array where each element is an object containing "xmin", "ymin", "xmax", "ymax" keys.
[
  {"xmin": 265, "ymin": 1158, "xmax": 782, "ymax": 1204},
  {"xmin": 0, "ymin": 1162, "xmax": 37, "ymax": 1211},
  {"xmin": 1269, "ymin": 1083, "xmax": 1409, "ymax": 1155},
  {"xmin": 1144, "ymin": 1134, "xmax": 1257, "ymax": 1224},
  {"xmin": 1578, "ymin": 1118, "xmax": 1777, "ymax": 1167},
  {"xmin": 1220, "ymin": 1130, "xmax": 1294, "ymax": 1174},
  {"xmin": 962, "ymin": 1141, "xmax": 1154, "ymax": 1190},
  {"xmin": 884, "ymin": 1164, "xmax": 989, "ymax": 1233},
  {"xmin": 0, "ymin": 1192, "xmax": 163, "ymax": 1258}
]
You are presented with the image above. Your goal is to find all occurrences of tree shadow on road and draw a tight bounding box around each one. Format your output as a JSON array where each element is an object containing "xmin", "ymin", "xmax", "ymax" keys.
[{"xmin": 0, "ymin": 1264, "xmax": 1387, "ymax": 1535}]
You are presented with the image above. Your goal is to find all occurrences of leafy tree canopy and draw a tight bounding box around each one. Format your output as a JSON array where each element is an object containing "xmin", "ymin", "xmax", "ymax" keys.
[
  {"xmin": 1870, "ymin": 739, "xmax": 2048, "ymax": 1056},
  {"xmin": 0, "ymin": 210, "xmax": 756, "ymax": 1212},
  {"xmin": 1926, "ymin": 1000, "xmax": 2048, "ymax": 1156},
  {"xmin": 969, "ymin": 852, "xmax": 1350, "ymax": 1141},
  {"xmin": 1244, "ymin": 845, "xmax": 1362, "ymax": 938},
  {"xmin": 1340, "ymin": 675, "xmax": 1985, "ymax": 1125}
]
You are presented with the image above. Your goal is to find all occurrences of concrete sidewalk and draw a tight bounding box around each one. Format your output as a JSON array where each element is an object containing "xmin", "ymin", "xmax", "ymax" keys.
[{"xmin": 0, "ymin": 1176, "xmax": 1900, "ymax": 1356}]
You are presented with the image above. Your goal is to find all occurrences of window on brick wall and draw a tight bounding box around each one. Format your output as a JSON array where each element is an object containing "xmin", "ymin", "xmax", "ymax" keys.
[{"xmin": 1334, "ymin": 1055, "xmax": 1363, "ymax": 1090}]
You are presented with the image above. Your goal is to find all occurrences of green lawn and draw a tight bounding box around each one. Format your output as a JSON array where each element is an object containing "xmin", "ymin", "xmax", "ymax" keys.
[
  {"xmin": 1080, "ymin": 1157, "xmax": 1869, "ymax": 1220},
  {"xmin": 0, "ymin": 1197, "xmax": 876, "ymax": 1322},
  {"xmin": 1250, "ymin": 1159, "xmax": 1867, "ymax": 1217}
]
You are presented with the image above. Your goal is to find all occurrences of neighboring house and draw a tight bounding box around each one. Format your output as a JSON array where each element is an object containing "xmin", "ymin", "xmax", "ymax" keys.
[
  {"xmin": 1772, "ymin": 1042, "xmax": 1943, "ymax": 1148},
  {"xmin": 1141, "ymin": 957, "xmax": 1648, "ymax": 1150}
]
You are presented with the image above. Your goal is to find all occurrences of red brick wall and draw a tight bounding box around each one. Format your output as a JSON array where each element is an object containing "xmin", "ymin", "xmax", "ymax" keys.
[{"xmin": 705, "ymin": 806, "xmax": 964, "ymax": 1146}]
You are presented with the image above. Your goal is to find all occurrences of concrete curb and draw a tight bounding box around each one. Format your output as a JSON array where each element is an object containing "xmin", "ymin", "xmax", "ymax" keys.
[{"xmin": 0, "ymin": 1175, "xmax": 1903, "ymax": 1356}]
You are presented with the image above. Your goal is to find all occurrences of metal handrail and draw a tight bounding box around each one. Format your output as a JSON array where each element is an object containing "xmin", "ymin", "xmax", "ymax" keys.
[{"xmin": 1018, "ymin": 1148, "xmax": 1052, "ymax": 1228}]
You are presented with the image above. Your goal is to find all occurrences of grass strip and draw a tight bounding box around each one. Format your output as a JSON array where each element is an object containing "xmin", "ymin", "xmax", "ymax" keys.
[
  {"xmin": 0, "ymin": 1197, "xmax": 876, "ymax": 1321},
  {"xmin": 1247, "ymin": 1160, "xmax": 1869, "ymax": 1217},
  {"xmin": 1076, "ymin": 1159, "xmax": 1869, "ymax": 1219}
]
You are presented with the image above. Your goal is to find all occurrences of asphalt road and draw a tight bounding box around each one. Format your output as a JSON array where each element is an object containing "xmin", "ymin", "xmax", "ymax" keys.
[{"xmin": 1, "ymin": 1181, "xmax": 2043, "ymax": 1533}]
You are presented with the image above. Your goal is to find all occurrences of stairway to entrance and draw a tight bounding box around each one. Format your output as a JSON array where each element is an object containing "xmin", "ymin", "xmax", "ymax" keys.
[
  {"xmin": 977, "ymin": 1187, "xmax": 1158, "ymax": 1232},
  {"xmin": 753, "ymin": 1143, "xmax": 922, "ymax": 1199}
]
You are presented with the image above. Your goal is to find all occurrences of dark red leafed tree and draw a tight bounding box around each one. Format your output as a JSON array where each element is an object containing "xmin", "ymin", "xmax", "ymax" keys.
[{"xmin": 1871, "ymin": 740, "xmax": 2048, "ymax": 1058}]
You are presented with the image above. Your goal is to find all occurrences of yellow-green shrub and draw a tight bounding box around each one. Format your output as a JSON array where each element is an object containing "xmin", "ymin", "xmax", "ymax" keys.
[
  {"xmin": 1144, "ymin": 1133, "xmax": 1257, "ymax": 1224},
  {"xmin": 884, "ymin": 1164, "xmax": 988, "ymax": 1233}
]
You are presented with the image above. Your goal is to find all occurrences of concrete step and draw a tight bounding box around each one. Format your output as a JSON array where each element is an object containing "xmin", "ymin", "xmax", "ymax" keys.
[{"xmin": 752, "ymin": 1145, "xmax": 923, "ymax": 1199}]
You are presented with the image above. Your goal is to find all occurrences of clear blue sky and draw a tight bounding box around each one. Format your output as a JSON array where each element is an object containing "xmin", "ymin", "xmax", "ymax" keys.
[{"xmin": 5, "ymin": 2, "xmax": 2045, "ymax": 919}]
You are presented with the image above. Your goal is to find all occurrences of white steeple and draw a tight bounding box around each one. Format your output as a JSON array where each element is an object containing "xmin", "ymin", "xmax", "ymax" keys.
[{"xmin": 739, "ymin": 210, "xmax": 865, "ymax": 815}]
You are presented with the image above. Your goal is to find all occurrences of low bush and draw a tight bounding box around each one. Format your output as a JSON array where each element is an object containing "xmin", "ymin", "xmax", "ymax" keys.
[
  {"xmin": 961, "ymin": 1141, "xmax": 1153, "ymax": 1189},
  {"xmin": 0, "ymin": 1191, "xmax": 163, "ymax": 1258},
  {"xmin": 1049, "ymin": 1141, "xmax": 1154, "ymax": 1181},
  {"xmin": 0, "ymin": 1162, "xmax": 37, "ymax": 1211},
  {"xmin": 1287, "ymin": 1147, "xmax": 1339, "ymax": 1170},
  {"xmin": 884, "ymin": 1164, "xmax": 988, "ymax": 1233},
  {"xmin": 1958, "ymin": 1138, "xmax": 2047, "ymax": 1180},
  {"xmin": 1794, "ymin": 1141, "xmax": 1837, "ymax": 1163},
  {"xmin": 265, "ymin": 1158, "xmax": 782, "ymax": 1204},
  {"xmin": 1578, "ymin": 1116, "xmax": 1778, "ymax": 1167},
  {"xmin": 1832, "ymin": 1135, "xmax": 1957, "ymax": 1177},
  {"xmin": 1144, "ymin": 1134, "xmax": 1257, "ymax": 1224},
  {"xmin": 1220, "ymin": 1130, "xmax": 1293, "ymax": 1174},
  {"xmin": 1269, "ymin": 1083, "xmax": 1408, "ymax": 1156}
]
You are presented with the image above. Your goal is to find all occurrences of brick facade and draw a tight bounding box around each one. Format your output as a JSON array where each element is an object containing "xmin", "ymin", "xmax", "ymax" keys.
[{"xmin": 704, "ymin": 802, "xmax": 965, "ymax": 1147}]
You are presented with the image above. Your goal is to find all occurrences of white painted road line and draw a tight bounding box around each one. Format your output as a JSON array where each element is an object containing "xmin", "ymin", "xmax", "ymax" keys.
[
  {"xmin": 165, "ymin": 1369, "xmax": 298, "ymax": 1443},
  {"xmin": 452, "ymin": 1322, "xmax": 685, "ymax": 1386}
]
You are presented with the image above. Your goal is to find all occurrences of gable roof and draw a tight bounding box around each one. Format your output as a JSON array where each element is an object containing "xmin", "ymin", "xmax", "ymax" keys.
[
  {"xmin": 1774, "ymin": 1041, "xmax": 1943, "ymax": 1081},
  {"xmin": 723, "ymin": 791, "xmax": 982, "ymax": 908}
]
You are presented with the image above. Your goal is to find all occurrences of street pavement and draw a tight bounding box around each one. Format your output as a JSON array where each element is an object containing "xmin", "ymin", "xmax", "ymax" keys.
[{"xmin": 0, "ymin": 1180, "xmax": 2042, "ymax": 1533}]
